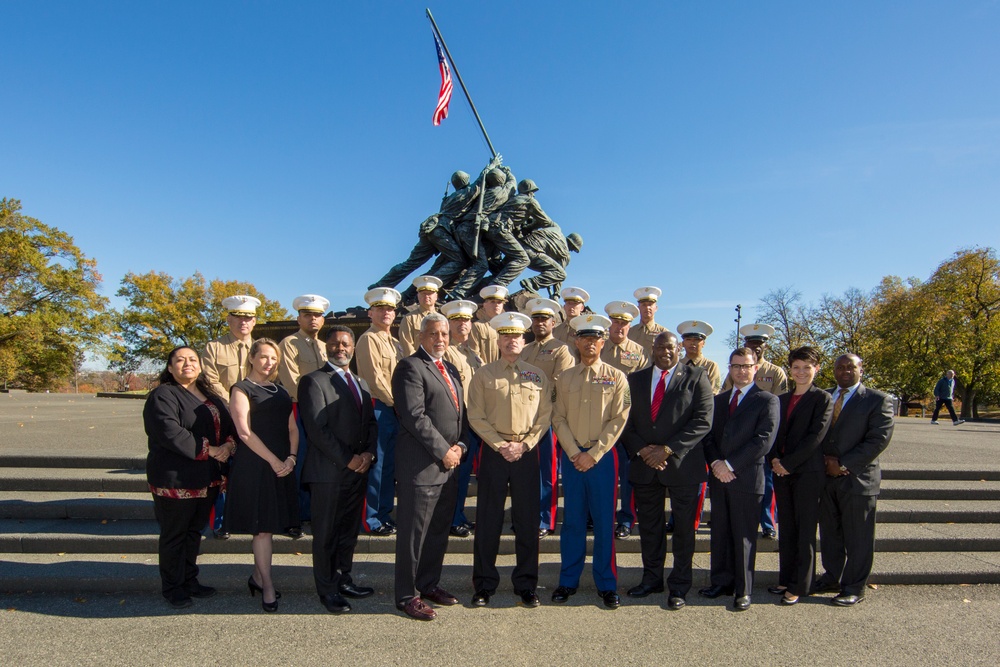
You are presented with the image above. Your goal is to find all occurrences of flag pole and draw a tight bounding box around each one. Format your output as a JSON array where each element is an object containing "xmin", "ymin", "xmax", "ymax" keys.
[{"xmin": 425, "ymin": 8, "xmax": 497, "ymax": 159}]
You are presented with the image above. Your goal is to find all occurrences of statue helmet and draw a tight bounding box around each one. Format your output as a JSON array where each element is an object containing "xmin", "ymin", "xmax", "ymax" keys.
[
  {"xmin": 451, "ymin": 170, "xmax": 470, "ymax": 189},
  {"xmin": 517, "ymin": 178, "xmax": 539, "ymax": 195},
  {"xmin": 566, "ymin": 232, "xmax": 583, "ymax": 252},
  {"xmin": 485, "ymin": 168, "xmax": 505, "ymax": 187}
]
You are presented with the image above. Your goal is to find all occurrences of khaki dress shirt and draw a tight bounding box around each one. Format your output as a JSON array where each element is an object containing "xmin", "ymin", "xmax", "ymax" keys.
[
  {"xmin": 721, "ymin": 357, "xmax": 789, "ymax": 396},
  {"xmin": 683, "ymin": 355, "xmax": 723, "ymax": 394},
  {"xmin": 627, "ymin": 320, "xmax": 667, "ymax": 355},
  {"xmin": 277, "ymin": 329, "xmax": 328, "ymax": 401},
  {"xmin": 443, "ymin": 341, "xmax": 484, "ymax": 406},
  {"xmin": 469, "ymin": 321, "xmax": 499, "ymax": 364},
  {"xmin": 355, "ymin": 327, "xmax": 403, "ymax": 406},
  {"xmin": 600, "ymin": 337, "xmax": 649, "ymax": 375},
  {"xmin": 520, "ymin": 336, "xmax": 576, "ymax": 384},
  {"xmin": 398, "ymin": 307, "xmax": 435, "ymax": 357},
  {"xmin": 202, "ymin": 332, "xmax": 251, "ymax": 405},
  {"xmin": 553, "ymin": 360, "xmax": 631, "ymax": 463},
  {"xmin": 468, "ymin": 358, "xmax": 552, "ymax": 452}
]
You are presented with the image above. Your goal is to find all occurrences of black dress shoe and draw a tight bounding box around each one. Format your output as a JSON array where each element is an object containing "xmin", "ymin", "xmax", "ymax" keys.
[
  {"xmin": 614, "ymin": 523, "xmax": 632, "ymax": 539},
  {"xmin": 627, "ymin": 583, "xmax": 664, "ymax": 598},
  {"xmin": 450, "ymin": 524, "xmax": 472, "ymax": 537},
  {"xmin": 664, "ymin": 521, "xmax": 674, "ymax": 534},
  {"xmin": 471, "ymin": 590, "xmax": 491, "ymax": 607},
  {"xmin": 538, "ymin": 528, "xmax": 552, "ymax": 538},
  {"xmin": 762, "ymin": 528, "xmax": 777, "ymax": 540},
  {"xmin": 339, "ymin": 582, "xmax": 375, "ymax": 599},
  {"xmin": 831, "ymin": 594, "xmax": 864, "ymax": 607},
  {"xmin": 586, "ymin": 518, "xmax": 594, "ymax": 532},
  {"xmin": 698, "ymin": 585, "xmax": 735, "ymax": 599},
  {"xmin": 767, "ymin": 585, "xmax": 788, "ymax": 595},
  {"xmin": 599, "ymin": 590, "xmax": 621, "ymax": 609},
  {"xmin": 212, "ymin": 530, "xmax": 230, "ymax": 540},
  {"xmin": 734, "ymin": 595, "xmax": 751, "ymax": 611},
  {"xmin": 186, "ymin": 582, "xmax": 216, "ymax": 599},
  {"xmin": 370, "ymin": 524, "xmax": 396, "ymax": 536},
  {"xmin": 667, "ymin": 592, "xmax": 686, "ymax": 610},
  {"xmin": 551, "ymin": 586, "xmax": 576, "ymax": 603},
  {"xmin": 284, "ymin": 527, "xmax": 303, "ymax": 539},
  {"xmin": 165, "ymin": 594, "xmax": 193, "ymax": 609},
  {"xmin": 812, "ymin": 579, "xmax": 841, "ymax": 594},
  {"xmin": 517, "ymin": 590, "xmax": 540, "ymax": 608},
  {"xmin": 319, "ymin": 593, "xmax": 351, "ymax": 614},
  {"xmin": 780, "ymin": 593, "xmax": 800, "ymax": 605}
]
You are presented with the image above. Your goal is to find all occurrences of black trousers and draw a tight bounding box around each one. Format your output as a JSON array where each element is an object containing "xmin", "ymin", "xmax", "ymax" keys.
[
  {"xmin": 309, "ymin": 470, "xmax": 368, "ymax": 597},
  {"xmin": 707, "ymin": 480, "xmax": 761, "ymax": 597},
  {"xmin": 774, "ymin": 470, "xmax": 823, "ymax": 596},
  {"xmin": 633, "ymin": 481, "xmax": 700, "ymax": 596},
  {"xmin": 152, "ymin": 488, "xmax": 218, "ymax": 600},
  {"xmin": 473, "ymin": 445, "xmax": 540, "ymax": 593},
  {"xmin": 931, "ymin": 398, "xmax": 958, "ymax": 422},
  {"xmin": 818, "ymin": 476, "xmax": 878, "ymax": 596},
  {"xmin": 394, "ymin": 476, "xmax": 458, "ymax": 603}
]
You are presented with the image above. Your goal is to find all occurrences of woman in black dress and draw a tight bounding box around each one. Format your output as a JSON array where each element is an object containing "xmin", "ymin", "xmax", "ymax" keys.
[
  {"xmin": 768, "ymin": 346, "xmax": 834, "ymax": 605},
  {"xmin": 144, "ymin": 346, "xmax": 236, "ymax": 608},
  {"xmin": 224, "ymin": 338, "xmax": 299, "ymax": 612}
]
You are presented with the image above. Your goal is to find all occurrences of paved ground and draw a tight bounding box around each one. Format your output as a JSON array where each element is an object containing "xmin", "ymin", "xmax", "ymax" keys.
[
  {"xmin": 3, "ymin": 392, "xmax": 1000, "ymax": 665},
  {"xmin": 1, "ymin": 584, "xmax": 998, "ymax": 666}
]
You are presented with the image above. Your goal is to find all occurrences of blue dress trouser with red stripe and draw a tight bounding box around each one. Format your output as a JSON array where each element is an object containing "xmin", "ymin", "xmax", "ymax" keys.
[
  {"xmin": 538, "ymin": 428, "xmax": 560, "ymax": 530},
  {"xmin": 365, "ymin": 400, "xmax": 398, "ymax": 531},
  {"xmin": 559, "ymin": 448, "xmax": 618, "ymax": 591},
  {"xmin": 760, "ymin": 468, "xmax": 777, "ymax": 533},
  {"xmin": 452, "ymin": 430, "xmax": 481, "ymax": 527}
]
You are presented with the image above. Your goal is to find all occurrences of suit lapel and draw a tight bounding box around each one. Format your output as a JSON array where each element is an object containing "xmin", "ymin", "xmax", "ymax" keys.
[
  {"xmin": 731, "ymin": 384, "xmax": 758, "ymax": 418},
  {"xmin": 419, "ymin": 347, "xmax": 461, "ymax": 415}
]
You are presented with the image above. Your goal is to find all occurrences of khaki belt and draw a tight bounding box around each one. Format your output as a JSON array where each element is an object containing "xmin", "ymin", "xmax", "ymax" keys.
[{"xmin": 498, "ymin": 433, "xmax": 527, "ymax": 443}]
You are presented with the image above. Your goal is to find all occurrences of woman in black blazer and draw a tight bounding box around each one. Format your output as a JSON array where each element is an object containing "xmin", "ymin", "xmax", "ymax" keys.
[
  {"xmin": 767, "ymin": 346, "xmax": 833, "ymax": 604},
  {"xmin": 144, "ymin": 346, "xmax": 237, "ymax": 608}
]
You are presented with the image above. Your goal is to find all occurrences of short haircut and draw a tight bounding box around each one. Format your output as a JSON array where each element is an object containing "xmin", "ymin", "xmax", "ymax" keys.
[
  {"xmin": 729, "ymin": 346, "xmax": 757, "ymax": 363},
  {"xmin": 420, "ymin": 312, "xmax": 448, "ymax": 332},
  {"xmin": 788, "ymin": 346, "xmax": 820, "ymax": 366},
  {"xmin": 324, "ymin": 324, "xmax": 355, "ymax": 343}
]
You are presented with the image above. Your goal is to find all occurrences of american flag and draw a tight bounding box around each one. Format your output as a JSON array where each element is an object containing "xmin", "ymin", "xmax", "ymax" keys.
[{"xmin": 432, "ymin": 34, "xmax": 453, "ymax": 126}]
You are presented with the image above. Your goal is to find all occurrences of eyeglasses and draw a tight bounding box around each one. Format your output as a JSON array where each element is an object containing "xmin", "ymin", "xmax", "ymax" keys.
[{"xmin": 729, "ymin": 363, "xmax": 756, "ymax": 370}]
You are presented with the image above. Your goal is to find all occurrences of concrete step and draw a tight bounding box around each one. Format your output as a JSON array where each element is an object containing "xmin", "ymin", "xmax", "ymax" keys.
[
  {"xmin": 879, "ymin": 479, "xmax": 1000, "ymax": 501},
  {"xmin": 0, "ymin": 454, "xmax": 145, "ymax": 470},
  {"xmin": 2, "ymin": 549, "xmax": 999, "ymax": 594},
  {"xmin": 0, "ymin": 468, "xmax": 147, "ymax": 493},
  {"xmin": 882, "ymin": 464, "xmax": 1000, "ymax": 482},
  {"xmin": 4, "ymin": 490, "xmax": 999, "ymax": 525},
  {"xmin": 3, "ymin": 518, "xmax": 999, "ymax": 555}
]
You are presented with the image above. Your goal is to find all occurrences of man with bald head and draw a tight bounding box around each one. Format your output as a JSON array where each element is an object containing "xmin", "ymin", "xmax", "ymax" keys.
[{"xmin": 814, "ymin": 353, "xmax": 894, "ymax": 607}]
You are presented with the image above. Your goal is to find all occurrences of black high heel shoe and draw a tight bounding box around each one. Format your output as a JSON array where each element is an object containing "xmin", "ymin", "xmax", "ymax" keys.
[
  {"xmin": 261, "ymin": 596, "xmax": 279, "ymax": 613},
  {"xmin": 248, "ymin": 576, "xmax": 282, "ymax": 603}
]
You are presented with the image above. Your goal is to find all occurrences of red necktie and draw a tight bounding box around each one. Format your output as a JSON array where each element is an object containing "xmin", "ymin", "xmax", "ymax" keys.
[
  {"xmin": 434, "ymin": 359, "xmax": 460, "ymax": 410},
  {"xmin": 342, "ymin": 372, "xmax": 362, "ymax": 411},
  {"xmin": 650, "ymin": 369, "xmax": 667, "ymax": 421},
  {"xmin": 729, "ymin": 388, "xmax": 741, "ymax": 416}
]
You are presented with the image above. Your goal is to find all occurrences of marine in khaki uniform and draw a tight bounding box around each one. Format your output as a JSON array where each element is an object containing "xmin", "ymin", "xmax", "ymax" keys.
[
  {"xmin": 720, "ymin": 322, "xmax": 788, "ymax": 540},
  {"xmin": 552, "ymin": 286, "xmax": 589, "ymax": 350},
  {"xmin": 201, "ymin": 294, "xmax": 260, "ymax": 539},
  {"xmin": 467, "ymin": 312, "xmax": 552, "ymax": 608},
  {"xmin": 355, "ymin": 287, "xmax": 405, "ymax": 536},
  {"xmin": 627, "ymin": 286, "xmax": 667, "ymax": 355},
  {"xmin": 677, "ymin": 320, "xmax": 722, "ymax": 395},
  {"xmin": 440, "ymin": 299, "xmax": 486, "ymax": 537},
  {"xmin": 202, "ymin": 295, "xmax": 261, "ymax": 406},
  {"xmin": 601, "ymin": 301, "xmax": 648, "ymax": 538},
  {"xmin": 520, "ymin": 297, "xmax": 575, "ymax": 536},
  {"xmin": 277, "ymin": 293, "xmax": 330, "ymax": 530},
  {"xmin": 398, "ymin": 275, "xmax": 443, "ymax": 357},
  {"xmin": 468, "ymin": 285, "xmax": 506, "ymax": 364},
  {"xmin": 551, "ymin": 314, "xmax": 631, "ymax": 610}
]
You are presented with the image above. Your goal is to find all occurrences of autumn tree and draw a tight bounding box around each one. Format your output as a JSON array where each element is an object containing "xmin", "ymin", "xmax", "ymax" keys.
[
  {"xmin": 0, "ymin": 198, "xmax": 109, "ymax": 390},
  {"xmin": 115, "ymin": 271, "xmax": 288, "ymax": 362}
]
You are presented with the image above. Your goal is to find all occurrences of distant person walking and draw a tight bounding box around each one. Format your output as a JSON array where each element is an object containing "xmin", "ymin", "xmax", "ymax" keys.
[{"xmin": 930, "ymin": 370, "xmax": 965, "ymax": 425}]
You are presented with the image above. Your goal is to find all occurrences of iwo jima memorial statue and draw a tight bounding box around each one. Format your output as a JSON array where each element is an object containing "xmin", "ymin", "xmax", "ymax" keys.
[{"xmin": 257, "ymin": 9, "xmax": 582, "ymax": 342}]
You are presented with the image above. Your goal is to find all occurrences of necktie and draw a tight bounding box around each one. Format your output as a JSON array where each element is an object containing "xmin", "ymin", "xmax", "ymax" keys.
[
  {"xmin": 832, "ymin": 388, "xmax": 849, "ymax": 424},
  {"xmin": 434, "ymin": 359, "xmax": 460, "ymax": 410},
  {"xmin": 729, "ymin": 388, "xmax": 741, "ymax": 416},
  {"xmin": 343, "ymin": 372, "xmax": 362, "ymax": 411},
  {"xmin": 650, "ymin": 369, "xmax": 667, "ymax": 421}
]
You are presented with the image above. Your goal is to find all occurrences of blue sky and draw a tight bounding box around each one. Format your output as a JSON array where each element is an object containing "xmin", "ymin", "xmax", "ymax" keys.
[{"xmin": 3, "ymin": 1, "xmax": 998, "ymax": 365}]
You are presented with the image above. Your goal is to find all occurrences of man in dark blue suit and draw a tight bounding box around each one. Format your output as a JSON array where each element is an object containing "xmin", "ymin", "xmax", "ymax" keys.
[
  {"xmin": 622, "ymin": 331, "xmax": 714, "ymax": 610},
  {"xmin": 815, "ymin": 353, "xmax": 894, "ymax": 606},
  {"xmin": 391, "ymin": 313, "xmax": 468, "ymax": 621},
  {"xmin": 298, "ymin": 325, "xmax": 378, "ymax": 614},
  {"xmin": 699, "ymin": 347, "xmax": 779, "ymax": 611}
]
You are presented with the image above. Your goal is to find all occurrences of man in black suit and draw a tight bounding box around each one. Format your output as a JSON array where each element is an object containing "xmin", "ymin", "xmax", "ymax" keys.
[
  {"xmin": 392, "ymin": 313, "xmax": 468, "ymax": 621},
  {"xmin": 815, "ymin": 353, "xmax": 894, "ymax": 606},
  {"xmin": 698, "ymin": 347, "xmax": 779, "ymax": 611},
  {"xmin": 622, "ymin": 331, "xmax": 714, "ymax": 610},
  {"xmin": 298, "ymin": 325, "xmax": 378, "ymax": 614}
]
